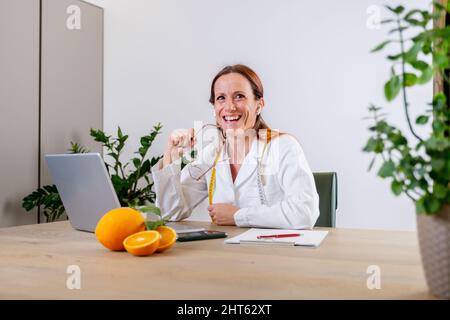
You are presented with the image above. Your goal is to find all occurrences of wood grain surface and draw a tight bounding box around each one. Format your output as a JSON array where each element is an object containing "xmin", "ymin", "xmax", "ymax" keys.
[{"xmin": 0, "ymin": 221, "xmax": 435, "ymax": 299}]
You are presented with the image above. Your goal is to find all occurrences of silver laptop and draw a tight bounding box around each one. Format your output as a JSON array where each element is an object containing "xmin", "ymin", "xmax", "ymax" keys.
[{"xmin": 45, "ymin": 153, "xmax": 205, "ymax": 233}]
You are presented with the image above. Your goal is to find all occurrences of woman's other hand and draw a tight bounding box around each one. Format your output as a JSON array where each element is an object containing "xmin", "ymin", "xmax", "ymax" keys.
[
  {"xmin": 208, "ymin": 203, "xmax": 239, "ymax": 226},
  {"xmin": 163, "ymin": 128, "xmax": 195, "ymax": 167}
]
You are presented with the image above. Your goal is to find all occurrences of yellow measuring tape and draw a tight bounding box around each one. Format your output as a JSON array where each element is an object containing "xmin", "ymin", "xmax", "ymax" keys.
[
  {"xmin": 208, "ymin": 129, "xmax": 272, "ymax": 205},
  {"xmin": 208, "ymin": 149, "xmax": 222, "ymax": 205}
]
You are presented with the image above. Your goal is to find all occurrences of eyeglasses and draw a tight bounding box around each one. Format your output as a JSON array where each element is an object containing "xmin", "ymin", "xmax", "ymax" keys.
[{"xmin": 184, "ymin": 124, "xmax": 229, "ymax": 181}]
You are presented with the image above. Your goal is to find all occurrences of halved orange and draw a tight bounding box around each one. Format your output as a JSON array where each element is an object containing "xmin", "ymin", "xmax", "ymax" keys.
[
  {"xmin": 156, "ymin": 226, "xmax": 177, "ymax": 253},
  {"xmin": 123, "ymin": 230, "xmax": 161, "ymax": 256}
]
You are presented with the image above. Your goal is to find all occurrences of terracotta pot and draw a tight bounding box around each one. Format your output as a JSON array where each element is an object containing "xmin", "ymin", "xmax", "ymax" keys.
[{"xmin": 416, "ymin": 204, "xmax": 450, "ymax": 299}]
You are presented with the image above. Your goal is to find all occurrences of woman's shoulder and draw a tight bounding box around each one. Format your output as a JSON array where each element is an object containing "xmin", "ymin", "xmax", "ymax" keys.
[
  {"xmin": 269, "ymin": 132, "xmax": 302, "ymax": 151},
  {"xmin": 262, "ymin": 132, "xmax": 304, "ymax": 161}
]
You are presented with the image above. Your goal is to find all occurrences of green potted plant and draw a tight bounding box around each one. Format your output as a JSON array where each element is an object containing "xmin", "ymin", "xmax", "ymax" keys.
[
  {"xmin": 364, "ymin": 3, "xmax": 450, "ymax": 298},
  {"xmin": 22, "ymin": 124, "xmax": 165, "ymax": 227}
]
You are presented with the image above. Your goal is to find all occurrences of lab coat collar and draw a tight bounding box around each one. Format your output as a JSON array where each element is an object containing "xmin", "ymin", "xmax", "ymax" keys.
[
  {"xmin": 235, "ymin": 138, "xmax": 266, "ymax": 187},
  {"xmin": 215, "ymin": 138, "xmax": 265, "ymax": 188}
]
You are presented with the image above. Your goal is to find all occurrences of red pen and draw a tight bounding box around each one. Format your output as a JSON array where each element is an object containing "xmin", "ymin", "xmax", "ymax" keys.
[{"xmin": 257, "ymin": 233, "xmax": 301, "ymax": 239}]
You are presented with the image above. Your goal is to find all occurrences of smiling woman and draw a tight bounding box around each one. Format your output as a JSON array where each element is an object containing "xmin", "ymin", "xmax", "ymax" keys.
[
  {"xmin": 151, "ymin": 64, "xmax": 320, "ymax": 230},
  {"xmin": 209, "ymin": 64, "xmax": 269, "ymax": 133}
]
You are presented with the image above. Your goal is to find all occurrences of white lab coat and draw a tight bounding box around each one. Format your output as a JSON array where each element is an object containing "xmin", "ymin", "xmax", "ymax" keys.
[{"xmin": 151, "ymin": 134, "xmax": 320, "ymax": 229}]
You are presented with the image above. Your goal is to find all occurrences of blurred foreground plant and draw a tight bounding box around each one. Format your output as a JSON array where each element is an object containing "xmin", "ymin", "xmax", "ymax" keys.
[{"xmin": 364, "ymin": 3, "xmax": 450, "ymax": 214}]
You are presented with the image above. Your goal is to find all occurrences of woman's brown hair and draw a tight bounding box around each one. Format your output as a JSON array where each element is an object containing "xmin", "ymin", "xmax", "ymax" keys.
[{"xmin": 209, "ymin": 64, "xmax": 270, "ymax": 132}]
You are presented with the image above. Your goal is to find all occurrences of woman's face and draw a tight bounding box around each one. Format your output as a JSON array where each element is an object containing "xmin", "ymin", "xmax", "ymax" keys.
[{"xmin": 213, "ymin": 73, "xmax": 263, "ymax": 133}]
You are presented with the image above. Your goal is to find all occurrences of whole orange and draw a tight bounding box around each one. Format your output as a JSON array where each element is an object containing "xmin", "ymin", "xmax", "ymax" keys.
[{"xmin": 95, "ymin": 207, "xmax": 145, "ymax": 251}]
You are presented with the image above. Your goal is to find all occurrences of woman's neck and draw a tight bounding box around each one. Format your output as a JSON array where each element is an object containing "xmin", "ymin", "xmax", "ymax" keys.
[{"xmin": 226, "ymin": 130, "xmax": 256, "ymax": 165}]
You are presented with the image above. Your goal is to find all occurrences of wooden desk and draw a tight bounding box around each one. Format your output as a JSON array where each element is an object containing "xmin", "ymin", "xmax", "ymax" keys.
[{"xmin": 0, "ymin": 221, "xmax": 434, "ymax": 299}]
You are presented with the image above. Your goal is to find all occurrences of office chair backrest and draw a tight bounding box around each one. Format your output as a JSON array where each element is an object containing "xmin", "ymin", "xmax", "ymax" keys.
[{"xmin": 312, "ymin": 172, "xmax": 338, "ymax": 228}]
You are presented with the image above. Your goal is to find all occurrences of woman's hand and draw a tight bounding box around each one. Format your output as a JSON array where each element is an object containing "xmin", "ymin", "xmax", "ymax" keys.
[
  {"xmin": 208, "ymin": 203, "xmax": 239, "ymax": 226},
  {"xmin": 162, "ymin": 128, "xmax": 195, "ymax": 167}
]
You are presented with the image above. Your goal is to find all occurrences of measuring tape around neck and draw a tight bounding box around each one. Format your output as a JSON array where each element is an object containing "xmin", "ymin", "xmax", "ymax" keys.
[
  {"xmin": 208, "ymin": 129, "xmax": 272, "ymax": 205},
  {"xmin": 208, "ymin": 148, "xmax": 222, "ymax": 205}
]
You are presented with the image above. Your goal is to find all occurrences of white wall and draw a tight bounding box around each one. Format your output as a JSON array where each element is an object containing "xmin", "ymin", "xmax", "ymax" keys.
[{"xmin": 87, "ymin": 0, "xmax": 432, "ymax": 230}]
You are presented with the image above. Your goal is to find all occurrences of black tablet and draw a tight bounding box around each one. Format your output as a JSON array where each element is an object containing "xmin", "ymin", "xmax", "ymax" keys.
[{"xmin": 176, "ymin": 230, "xmax": 228, "ymax": 242}]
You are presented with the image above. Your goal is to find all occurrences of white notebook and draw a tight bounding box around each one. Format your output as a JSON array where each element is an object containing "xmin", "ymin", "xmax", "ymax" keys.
[{"xmin": 224, "ymin": 228, "xmax": 328, "ymax": 247}]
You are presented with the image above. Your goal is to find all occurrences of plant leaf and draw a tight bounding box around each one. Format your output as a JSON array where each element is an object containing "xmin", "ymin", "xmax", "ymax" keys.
[
  {"xmin": 385, "ymin": 5, "xmax": 405, "ymax": 15},
  {"xmin": 415, "ymin": 115, "xmax": 429, "ymax": 125},
  {"xmin": 132, "ymin": 158, "xmax": 141, "ymax": 169},
  {"xmin": 378, "ymin": 160, "xmax": 395, "ymax": 178},
  {"xmin": 410, "ymin": 60, "xmax": 428, "ymax": 71},
  {"xmin": 135, "ymin": 204, "xmax": 161, "ymax": 216},
  {"xmin": 387, "ymin": 53, "xmax": 403, "ymax": 61},
  {"xmin": 432, "ymin": 93, "xmax": 447, "ymax": 111},
  {"xmin": 404, "ymin": 42, "xmax": 422, "ymax": 63},
  {"xmin": 368, "ymin": 156, "xmax": 376, "ymax": 171},
  {"xmin": 371, "ymin": 40, "xmax": 392, "ymax": 53},
  {"xmin": 433, "ymin": 52, "xmax": 449, "ymax": 69},
  {"xmin": 384, "ymin": 75, "xmax": 401, "ymax": 101},
  {"xmin": 389, "ymin": 26, "xmax": 408, "ymax": 34},
  {"xmin": 424, "ymin": 195, "xmax": 442, "ymax": 214},
  {"xmin": 90, "ymin": 128, "xmax": 110, "ymax": 144},
  {"xmin": 417, "ymin": 67, "xmax": 432, "ymax": 85},
  {"xmin": 403, "ymin": 73, "xmax": 418, "ymax": 87},
  {"xmin": 391, "ymin": 180, "xmax": 403, "ymax": 196},
  {"xmin": 144, "ymin": 220, "xmax": 166, "ymax": 230}
]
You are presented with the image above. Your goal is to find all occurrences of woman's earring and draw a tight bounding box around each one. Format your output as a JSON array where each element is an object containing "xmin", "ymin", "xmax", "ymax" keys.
[{"xmin": 256, "ymin": 107, "xmax": 261, "ymax": 115}]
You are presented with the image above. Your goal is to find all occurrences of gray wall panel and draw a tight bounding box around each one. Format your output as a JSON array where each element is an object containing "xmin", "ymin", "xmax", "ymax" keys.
[
  {"xmin": 0, "ymin": 0, "xmax": 40, "ymax": 227},
  {"xmin": 40, "ymin": 0, "xmax": 103, "ymax": 220}
]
